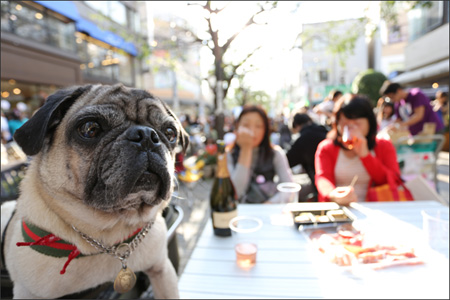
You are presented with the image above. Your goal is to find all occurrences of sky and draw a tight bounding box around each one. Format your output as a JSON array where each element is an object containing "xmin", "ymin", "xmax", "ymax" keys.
[{"xmin": 147, "ymin": 1, "xmax": 374, "ymax": 97}]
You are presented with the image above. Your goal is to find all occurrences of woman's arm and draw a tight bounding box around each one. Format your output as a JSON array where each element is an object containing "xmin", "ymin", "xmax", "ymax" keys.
[
  {"xmin": 360, "ymin": 139, "xmax": 400, "ymax": 185},
  {"xmin": 273, "ymin": 145, "xmax": 294, "ymax": 183},
  {"xmin": 400, "ymin": 105, "xmax": 425, "ymax": 127},
  {"xmin": 314, "ymin": 140, "xmax": 338, "ymax": 202},
  {"xmin": 376, "ymin": 98, "xmax": 384, "ymax": 126},
  {"xmin": 227, "ymin": 151, "xmax": 252, "ymax": 200},
  {"xmin": 227, "ymin": 126, "xmax": 257, "ymax": 200}
]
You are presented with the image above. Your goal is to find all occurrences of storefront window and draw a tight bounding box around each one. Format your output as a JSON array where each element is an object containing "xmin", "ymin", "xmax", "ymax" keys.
[
  {"xmin": 1, "ymin": 80, "xmax": 59, "ymax": 116},
  {"xmin": 1, "ymin": 1, "xmax": 11, "ymax": 32},
  {"xmin": 86, "ymin": 1, "xmax": 137, "ymax": 31},
  {"xmin": 86, "ymin": 43, "xmax": 114, "ymax": 79},
  {"xmin": 47, "ymin": 16, "xmax": 77, "ymax": 52},
  {"xmin": 109, "ymin": 1, "xmax": 127, "ymax": 27},
  {"xmin": 409, "ymin": 1, "xmax": 444, "ymax": 41},
  {"xmin": 128, "ymin": 9, "xmax": 140, "ymax": 32},
  {"xmin": 116, "ymin": 51, "xmax": 133, "ymax": 86},
  {"xmin": 76, "ymin": 32, "xmax": 133, "ymax": 85},
  {"xmin": 85, "ymin": 1, "xmax": 109, "ymax": 17},
  {"xmin": 12, "ymin": 3, "xmax": 47, "ymax": 44},
  {"xmin": 0, "ymin": 2, "xmax": 76, "ymax": 53}
]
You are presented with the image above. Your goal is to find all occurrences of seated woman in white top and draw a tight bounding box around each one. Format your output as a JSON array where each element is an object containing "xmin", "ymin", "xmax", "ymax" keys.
[{"xmin": 226, "ymin": 105, "xmax": 294, "ymax": 203}]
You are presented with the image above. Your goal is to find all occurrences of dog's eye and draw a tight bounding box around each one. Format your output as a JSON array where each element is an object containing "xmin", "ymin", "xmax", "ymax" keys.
[
  {"xmin": 78, "ymin": 121, "xmax": 102, "ymax": 139},
  {"xmin": 164, "ymin": 127, "xmax": 177, "ymax": 143}
]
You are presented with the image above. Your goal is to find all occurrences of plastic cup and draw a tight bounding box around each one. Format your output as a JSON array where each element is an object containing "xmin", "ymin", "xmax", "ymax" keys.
[
  {"xmin": 277, "ymin": 182, "xmax": 301, "ymax": 203},
  {"xmin": 229, "ymin": 216, "xmax": 263, "ymax": 269},
  {"xmin": 421, "ymin": 209, "xmax": 449, "ymax": 257}
]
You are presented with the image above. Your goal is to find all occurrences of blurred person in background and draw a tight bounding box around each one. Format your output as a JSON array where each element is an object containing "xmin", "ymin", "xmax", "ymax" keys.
[
  {"xmin": 277, "ymin": 116, "xmax": 292, "ymax": 150},
  {"xmin": 376, "ymin": 98, "xmax": 397, "ymax": 131},
  {"xmin": 269, "ymin": 117, "xmax": 280, "ymax": 146},
  {"xmin": 286, "ymin": 113, "xmax": 328, "ymax": 201},
  {"xmin": 431, "ymin": 91, "xmax": 449, "ymax": 129},
  {"xmin": 380, "ymin": 82, "xmax": 444, "ymax": 135},
  {"xmin": 7, "ymin": 102, "xmax": 29, "ymax": 136},
  {"xmin": 315, "ymin": 94, "xmax": 401, "ymax": 205},
  {"xmin": 1, "ymin": 99, "xmax": 12, "ymax": 143},
  {"xmin": 313, "ymin": 90, "xmax": 343, "ymax": 128},
  {"xmin": 227, "ymin": 105, "xmax": 294, "ymax": 203},
  {"xmin": 1, "ymin": 109, "xmax": 12, "ymax": 144}
]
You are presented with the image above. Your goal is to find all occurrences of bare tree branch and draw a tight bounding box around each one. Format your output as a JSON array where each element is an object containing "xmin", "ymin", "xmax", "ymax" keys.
[
  {"xmin": 188, "ymin": 1, "xmax": 230, "ymax": 14},
  {"xmin": 221, "ymin": 3, "xmax": 273, "ymax": 52},
  {"xmin": 222, "ymin": 46, "xmax": 262, "ymax": 99},
  {"xmin": 183, "ymin": 1, "xmax": 278, "ymax": 138}
]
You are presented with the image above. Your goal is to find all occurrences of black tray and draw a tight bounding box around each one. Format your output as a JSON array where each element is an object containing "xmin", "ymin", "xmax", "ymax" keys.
[{"xmin": 285, "ymin": 202, "xmax": 356, "ymax": 230}]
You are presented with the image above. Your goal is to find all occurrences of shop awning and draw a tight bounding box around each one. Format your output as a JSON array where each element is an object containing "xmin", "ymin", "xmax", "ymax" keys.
[
  {"xmin": 34, "ymin": 1, "xmax": 81, "ymax": 21},
  {"xmin": 75, "ymin": 18, "xmax": 138, "ymax": 56},
  {"xmin": 391, "ymin": 60, "xmax": 449, "ymax": 84}
]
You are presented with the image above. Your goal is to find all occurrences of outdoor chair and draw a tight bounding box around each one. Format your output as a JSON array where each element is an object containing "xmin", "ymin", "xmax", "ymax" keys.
[
  {"xmin": 394, "ymin": 134, "xmax": 445, "ymax": 191},
  {"xmin": 0, "ymin": 203, "xmax": 183, "ymax": 299},
  {"xmin": 1, "ymin": 160, "xmax": 184, "ymax": 299},
  {"xmin": 1, "ymin": 161, "xmax": 28, "ymax": 203}
]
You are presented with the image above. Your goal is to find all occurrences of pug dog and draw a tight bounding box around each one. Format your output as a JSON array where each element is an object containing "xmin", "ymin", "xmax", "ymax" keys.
[{"xmin": 1, "ymin": 84, "xmax": 188, "ymax": 299}]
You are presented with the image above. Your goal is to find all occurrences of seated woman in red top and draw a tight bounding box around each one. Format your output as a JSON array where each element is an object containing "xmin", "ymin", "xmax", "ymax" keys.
[{"xmin": 314, "ymin": 94, "xmax": 401, "ymax": 205}]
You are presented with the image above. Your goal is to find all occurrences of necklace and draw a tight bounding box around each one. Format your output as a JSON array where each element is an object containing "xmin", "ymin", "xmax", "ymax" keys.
[{"xmin": 72, "ymin": 221, "xmax": 153, "ymax": 294}]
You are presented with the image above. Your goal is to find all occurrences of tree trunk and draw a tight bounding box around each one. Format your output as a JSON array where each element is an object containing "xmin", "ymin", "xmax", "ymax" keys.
[{"xmin": 215, "ymin": 112, "xmax": 225, "ymax": 140}]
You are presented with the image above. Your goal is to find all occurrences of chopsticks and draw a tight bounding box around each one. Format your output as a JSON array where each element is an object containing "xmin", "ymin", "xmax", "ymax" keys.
[{"xmin": 350, "ymin": 175, "xmax": 358, "ymax": 188}]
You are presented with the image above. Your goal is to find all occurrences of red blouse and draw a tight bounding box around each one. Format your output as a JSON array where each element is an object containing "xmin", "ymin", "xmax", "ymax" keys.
[{"xmin": 314, "ymin": 138, "xmax": 401, "ymax": 202}]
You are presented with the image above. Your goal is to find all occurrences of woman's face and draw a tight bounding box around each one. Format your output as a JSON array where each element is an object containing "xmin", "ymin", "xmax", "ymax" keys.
[
  {"xmin": 337, "ymin": 114, "xmax": 370, "ymax": 137},
  {"xmin": 383, "ymin": 105, "xmax": 393, "ymax": 118},
  {"xmin": 238, "ymin": 112, "xmax": 266, "ymax": 147}
]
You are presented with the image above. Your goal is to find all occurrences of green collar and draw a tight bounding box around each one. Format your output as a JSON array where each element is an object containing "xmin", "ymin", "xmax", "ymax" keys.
[{"xmin": 17, "ymin": 219, "xmax": 141, "ymax": 274}]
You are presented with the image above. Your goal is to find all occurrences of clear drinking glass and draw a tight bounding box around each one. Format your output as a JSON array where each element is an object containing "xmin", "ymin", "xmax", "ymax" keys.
[
  {"xmin": 277, "ymin": 182, "xmax": 301, "ymax": 203},
  {"xmin": 421, "ymin": 209, "xmax": 449, "ymax": 258},
  {"xmin": 341, "ymin": 125, "xmax": 355, "ymax": 149},
  {"xmin": 229, "ymin": 216, "xmax": 263, "ymax": 269}
]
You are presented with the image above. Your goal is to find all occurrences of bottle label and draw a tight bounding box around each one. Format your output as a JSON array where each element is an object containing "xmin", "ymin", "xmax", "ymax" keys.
[
  {"xmin": 212, "ymin": 210, "xmax": 238, "ymax": 229},
  {"xmin": 216, "ymin": 154, "xmax": 230, "ymax": 178}
]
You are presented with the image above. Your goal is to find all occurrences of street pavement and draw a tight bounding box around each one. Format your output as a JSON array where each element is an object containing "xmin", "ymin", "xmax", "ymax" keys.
[
  {"xmin": 172, "ymin": 151, "xmax": 450, "ymax": 277},
  {"xmin": 170, "ymin": 178, "xmax": 213, "ymax": 276}
]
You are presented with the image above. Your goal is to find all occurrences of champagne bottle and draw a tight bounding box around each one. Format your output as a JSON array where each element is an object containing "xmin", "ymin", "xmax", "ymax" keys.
[{"xmin": 210, "ymin": 140, "xmax": 238, "ymax": 237}]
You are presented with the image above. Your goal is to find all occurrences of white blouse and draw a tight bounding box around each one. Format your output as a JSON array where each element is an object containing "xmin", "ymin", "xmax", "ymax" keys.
[{"xmin": 334, "ymin": 149, "xmax": 372, "ymax": 202}]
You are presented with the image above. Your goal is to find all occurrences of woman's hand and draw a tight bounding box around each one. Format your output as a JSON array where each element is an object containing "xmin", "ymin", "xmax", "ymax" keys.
[
  {"xmin": 328, "ymin": 186, "xmax": 357, "ymax": 206},
  {"xmin": 235, "ymin": 126, "xmax": 254, "ymax": 150},
  {"xmin": 376, "ymin": 97, "xmax": 385, "ymax": 109},
  {"xmin": 348, "ymin": 125, "xmax": 369, "ymax": 158}
]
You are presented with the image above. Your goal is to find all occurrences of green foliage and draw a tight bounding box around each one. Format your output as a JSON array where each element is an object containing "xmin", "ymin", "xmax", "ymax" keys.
[
  {"xmin": 297, "ymin": 1, "xmax": 435, "ymax": 69},
  {"xmin": 380, "ymin": 1, "xmax": 434, "ymax": 26},
  {"xmin": 351, "ymin": 69, "xmax": 387, "ymax": 106},
  {"xmin": 137, "ymin": 42, "xmax": 152, "ymax": 61},
  {"xmin": 299, "ymin": 18, "xmax": 367, "ymax": 68},
  {"xmin": 196, "ymin": 150, "xmax": 217, "ymax": 166},
  {"xmin": 229, "ymin": 87, "xmax": 271, "ymax": 109}
]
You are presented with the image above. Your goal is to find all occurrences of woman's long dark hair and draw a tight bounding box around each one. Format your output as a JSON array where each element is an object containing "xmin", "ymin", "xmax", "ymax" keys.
[
  {"xmin": 333, "ymin": 94, "xmax": 378, "ymax": 150},
  {"xmin": 231, "ymin": 104, "xmax": 274, "ymax": 163}
]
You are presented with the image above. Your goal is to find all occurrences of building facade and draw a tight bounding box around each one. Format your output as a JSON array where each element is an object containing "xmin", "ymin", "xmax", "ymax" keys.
[
  {"xmin": 379, "ymin": 2, "xmax": 409, "ymax": 79},
  {"xmin": 145, "ymin": 3, "xmax": 212, "ymax": 120},
  {"xmin": 390, "ymin": 1, "xmax": 449, "ymax": 98},
  {"xmin": 300, "ymin": 19, "xmax": 369, "ymax": 105},
  {"xmin": 1, "ymin": 1, "xmax": 147, "ymax": 114}
]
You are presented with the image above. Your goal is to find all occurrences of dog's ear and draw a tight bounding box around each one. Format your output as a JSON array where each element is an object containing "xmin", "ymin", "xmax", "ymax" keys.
[
  {"xmin": 178, "ymin": 125, "xmax": 190, "ymax": 154},
  {"xmin": 14, "ymin": 85, "xmax": 93, "ymax": 156}
]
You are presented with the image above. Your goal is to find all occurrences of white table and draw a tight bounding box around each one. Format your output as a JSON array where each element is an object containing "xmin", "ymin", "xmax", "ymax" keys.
[{"xmin": 179, "ymin": 201, "xmax": 449, "ymax": 299}]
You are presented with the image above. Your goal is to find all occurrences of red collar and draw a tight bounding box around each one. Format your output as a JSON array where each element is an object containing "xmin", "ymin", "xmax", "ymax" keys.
[{"xmin": 17, "ymin": 220, "xmax": 141, "ymax": 275}]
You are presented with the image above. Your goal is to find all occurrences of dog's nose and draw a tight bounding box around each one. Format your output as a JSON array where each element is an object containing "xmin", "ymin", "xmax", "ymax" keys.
[{"xmin": 126, "ymin": 126, "xmax": 161, "ymax": 150}]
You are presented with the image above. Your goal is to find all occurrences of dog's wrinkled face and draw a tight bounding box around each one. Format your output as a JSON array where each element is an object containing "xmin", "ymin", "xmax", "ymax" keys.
[{"xmin": 14, "ymin": 84, "xmax": 189, "ymax": 214}]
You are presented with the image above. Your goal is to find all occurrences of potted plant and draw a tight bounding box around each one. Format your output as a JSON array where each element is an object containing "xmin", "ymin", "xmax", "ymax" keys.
[{"xmin": 195, "ymin": 142, "xmax": 218, "ymax": 178}]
